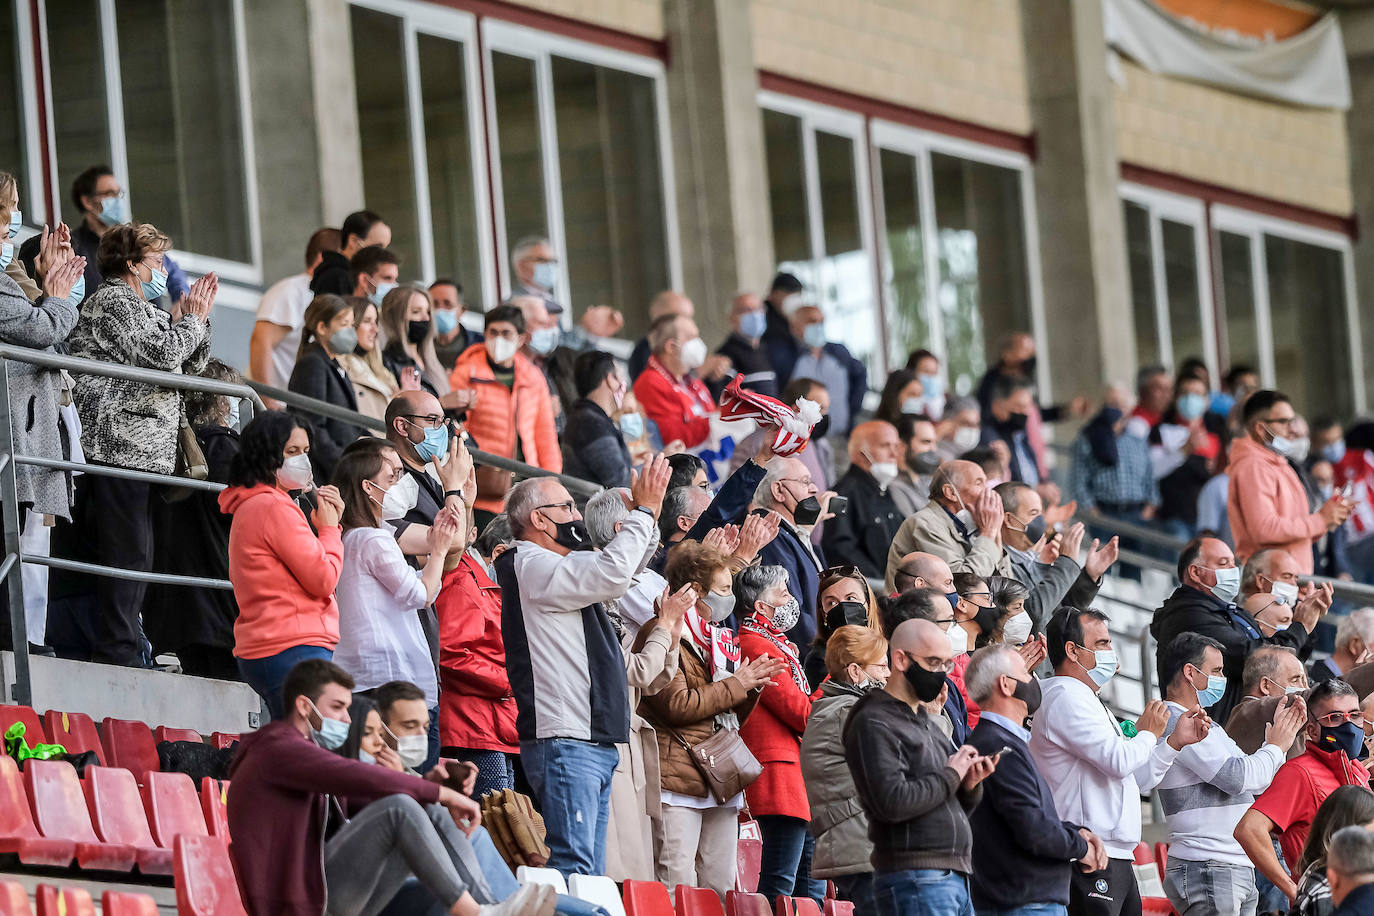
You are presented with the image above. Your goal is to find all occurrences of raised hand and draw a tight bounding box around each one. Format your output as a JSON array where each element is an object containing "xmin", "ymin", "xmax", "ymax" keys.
[
  {"xmin": 657, "ymin": 582, "xmax": 698, "ymax": 632},
  {"xmin": 183, "ymin": 273, "xmax": 218, "ymax": 320},
  {"xmin": 960, "ymin": 753, "xmax": 996, "ymax": 792},
  {"xmin": 1292, "ymin": 582, "xmax": 1334, "ymax": 633},
  {"xmin": 1058, "ymin": 522, "xmax": 1086, "ymax": 564},
  {"xmin": 1265, "ymin": 695, "xmax": 1306, "ymax": 751},
  {"xmin": 434, "ymin": 430, "xmax": 472, "ymax": 494},
  {"xmin": 34, "ymin": 223, "xmax": 74, "ymax": 280},
  {"xmin": 426, "ymin": 507, "xmax": 462, "ymax": 556},
  {"xmin": 973, "ymin": 489, "xmax": 1004, "ymax": 539},
  {"xmin": 1036, "ymin": 529, "xmax": 1062, "ymax": 565},
  {"xmin": 631, "ymin": 452, "xmax": 672, "ymax": 517},
  {"xmin": 1015, "ymin": 634, "xmax": 1047, "ymax": 670},
  {"xmin": 313, "ymin": 484, "xmax": 344, "ymax": 529},
  {"xmin": 1084, "ymin": 536, "xmax": 1120, "ymax": 580},
  {"xmin": 736, "ymin": 511, "xmax": 780, "ymax": 562},
  {"xmin": 945, "ymin": 745, "xmax": 978, "ymax": 780},
  {"xmin": 42, "ymin": 255, "xmax": 85, "ymax": 301},
  {"xmin": 579, "ymin": 305, "xmax": 624, "ymax": 338},
  {"xmin": 1135, "ymin": 699, "xmax": 1169, "ymax": 738},
  {"xmin": 374, "ymin": 744, "xmax": 405, "ymax": 772},
  {"xmin": 733, "ymin": 654, "xmax": 787, "ymax": 691},
  {"xmin": 1167, "ymin": 708, "xmax": 1211, "ymax": 750},
  {"xmin": 702, "ymin": 524, "xmax": 740, "ymax": 557}
]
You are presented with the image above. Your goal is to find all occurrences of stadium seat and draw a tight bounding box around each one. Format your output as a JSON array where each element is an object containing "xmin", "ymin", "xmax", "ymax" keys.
[
  {"xmin": 1132, "ymin": 842, "xmax": 1153, "ymax": 865},
  {"xmin": 101, "ymin": 718, "xmax": 159, "ymax": 782},
  {"xmin": 735, "ymin": 836, "xmax": 762, "ymax": 894},
  {"xmin": 0, "ymin": 879, "xmax": 31, "ymax": 916},
  {"xmin": 42, "ymin": 711, "xmax": 106, "ymax": 765},
  {"xmin": 774, "ymin": 899, "xmax": 794, "ymax": 916},
  {"xmin": 154, "ymin": 727, "xmax": 203, "ymax": 745},
  {"xmin": 821, "ymin": 902, "xmax": 852, "ymax": 916},
  {"xmin": 0, "ymin": 704, "xmax": 46, "ymax": 745},
  {"xmin": 209, "ymin": 733, "xmax": 239, "ymax": 750},
  {"xmin": 567, "ymin": 875, "xmax": 626, "ymax": 916},
  {"xmin": 724, "ymin": 892, "xmax": 770, "ymax": 916},
  {"xmin": 1142, "ymin": 900, "xmax": 1173, "ymax": 915},
  {"xmin": 0, "ymin": 755, "xmax": 75, "ymax": 865},
  {"xmin": 1154, "ymin": 842, "xmax": 1169, "ymax": 883},
  {"xmin": 622, "ymin": 879, "xmax": 674, "ymax": 916},
  {"xmin": 174, "ymin": 834, "xmax": 248, "ymax": 916},
  {"xmin": 791, "ymin": 899, "xmax": 821, "ymax": 916},
  {"xmin": 35, "ymin": 886, "xmax": 93, "ymax": 916},
  {"xmin": 101, "ymin": 892, "xmax": 158, "ymax": 916},
  {"xmin": 83, "ymin": 765, "xmax": 172, "ymax": 874},
  {"xmin": 142, "ymin": 771, "xmax": 208, "ymax": 850},
  {"xmin": 200, "ymin": 779, "xmax": 230, "ymax": 845},
  {"xmin": 675, "ymin": 886, "xmax": 725, "ymax": 916},
  {"xmin": 515, "ymin": 867, "xmax": 568, "ymax": 894},
  {"xmin": 25, "ymin": 759, "xmax": 136, "ymax": 871}
]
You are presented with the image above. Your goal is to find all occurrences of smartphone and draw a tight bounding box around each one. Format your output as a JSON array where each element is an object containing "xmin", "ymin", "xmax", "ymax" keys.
[
  {"xmin": 1342, "ymin": 483, "xmax": 1356, "ymax": 501},
  {"xmin": 997, "ymin": 745, "xmax": 1015, "ymax": 758},
  {"xmin": 828, "ymin": 495, "xmax": 849, "ymax": 516}
]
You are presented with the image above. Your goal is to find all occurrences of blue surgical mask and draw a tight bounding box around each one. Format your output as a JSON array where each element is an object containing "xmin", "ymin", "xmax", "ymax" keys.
[
  {"xmin": 1323, "ymin": 441, "xmax": 1347, "ymax": 464},
  {"xmin": 69, "ymin": 274, "xmax": 85, "ymax": 304},
  {"xmin": 619, "ymin": 412, "xmax": 644, "ymax": 441},
  {"xmin": 532, "ymin": 261, "xmax": 558, "ymax": 290},
  {"xmin": 140, "ymin": 264, "xmax": 168, "ymax": 301},
  {"xmin": 0, "ymin": 242, "xmax": 13, "ymax": 271},
  {"xmin": 1205, "ymin": 565, "xmax": 1241, "ymax": 604},
  {"xmin": 1076, "ymin": 647, "xmax": 1118, "ymax": 688},
  {"xmin": 902, "ymin": 397, "xmax": 925, "ymax": 415},
  {"xmin": 433, "ymin": 309, "xmax": 459, "ymax": 336},
  {"xmin": 8, "ymin": 210, "xmax": 20, "ymax": 239},
  {"xmin": 369, "ymin": 281, "xmax": 397, "ymax": 308},
  {"xmin": 1176, "ymin": 392, "xmax": 1207, "ymax": 421},
  {"xmin": 359, "ymin": 750, "xmax": 376, "ymax": 766},
  {"xmin": 739, "ymin": 310, "xmax": 767, "ymax": 339},
  {"xmin": 1194, "ymin": 669, "xmax": 1227, "ymax": 708},
  {"xmin": 307, "ymin": 699, "xmax": 349, "ymax": 750},
  {"xmin": 529, "ymin": 326, "xmax": 560, "ymax": 355},
  {"xmin": 226, "ymin": 400, "xmax": 240, "ymax": 431},
  {"xmin": 413, "ymin": 423, "xmax": 450, "ymax": 462},
  {"xmin": 802, "ymin": 322, "xmax": 828, "ymax": 349},
  {"xmin": 100, "ymin": 195, "xmax": 129, "ymax": 226},
  {"xmin": 919, "ymin": 373, "xmax": 943, "ymax": 402}
]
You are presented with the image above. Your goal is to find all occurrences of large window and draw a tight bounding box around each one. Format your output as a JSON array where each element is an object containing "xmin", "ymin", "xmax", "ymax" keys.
[{"xmin": 43, "ymin": 0, "xmax": 257, "ymax": 271}]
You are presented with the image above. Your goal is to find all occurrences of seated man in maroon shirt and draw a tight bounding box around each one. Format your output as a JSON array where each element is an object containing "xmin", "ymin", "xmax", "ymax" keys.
[{"xmin": 228, "ymin": 659, "xmax": 555, "ymax": 916}]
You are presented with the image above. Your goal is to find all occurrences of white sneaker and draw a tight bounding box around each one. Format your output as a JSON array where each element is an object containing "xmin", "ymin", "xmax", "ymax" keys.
[{"xmin": 478, "ymin": 883, "xmax": 557, "ymax": 916}]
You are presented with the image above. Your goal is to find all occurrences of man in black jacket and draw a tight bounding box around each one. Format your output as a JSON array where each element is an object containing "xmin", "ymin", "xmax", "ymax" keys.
[
  {"xmin": 965, "ymin": 645, "xmax": 1106, "ymax": 912},
  {"xmin": 843, "ymin": 618, "xmax": 996, "ymax": 916},
  {"xmin": 715, "ymin": 293, "xmax": 778, "ymax": 398},
  {"xmin": 560, "ymin": 350, "xmax": 632, "ymax": 489},
  {"xmin": 822, "ymin": 420, "xmax": 904, "ymax": 581},
  {"xmin": 311, "ymin": 210, "xmax": 390, "ymax": 295},
  {"xmin": 1150, "ymin": 535, "xmax": 1326, "ymax": 724}
]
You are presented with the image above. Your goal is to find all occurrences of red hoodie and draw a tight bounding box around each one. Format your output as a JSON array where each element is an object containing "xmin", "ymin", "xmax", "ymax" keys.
[
  {"xmin": 437, "ymin": 554, "xmax": 519, "ymax": 753},
  {"xmin": 218, "ymin": 484, "xmax": 344, "ymax": 659},
  {"xmin": 227, "ymin": 720, "xmax": 441, "ymax": 916}
]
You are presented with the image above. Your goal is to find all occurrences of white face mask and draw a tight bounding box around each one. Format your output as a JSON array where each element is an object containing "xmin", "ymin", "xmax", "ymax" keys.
[
  {"xmin": 486, "ymin": 336, "xmax": 518, "ymax": 364},
  {"xmin": 276, "ymin": 453, "xmax": 314, "ymax": 491},
  {"xmin": 868, "ymin": 460, "xmax": 900, "ymax": 490},
  {"xmin": 952, "ymin": 426, "xmax": 981, "ymax": 453},
  {"xmin": 379, "ymin": 473, "xmax": 420, "ymax": 521},
  {"xmin": 947, "ymin": 621, "xmax": 969, "ymax": 655},
  {"xmin": 679, "ymin": 337, "xmax": 708, "ymax": 370},
  {"xmin": 1270, "ymin": 580, "xmax": 1300, "ymax": 607},
  {"xmin": 1001, "ymin": 612, "xmax": 1033, "ymax": 646},
  {"xmin": 396, "ymin": 734, "xmax": 428, "ymax": 770}
]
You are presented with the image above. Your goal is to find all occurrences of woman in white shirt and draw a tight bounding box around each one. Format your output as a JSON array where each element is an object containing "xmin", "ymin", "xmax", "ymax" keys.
[{"xmin": 330, "ymin": 438, "xmax": 464, "ymax": 713}]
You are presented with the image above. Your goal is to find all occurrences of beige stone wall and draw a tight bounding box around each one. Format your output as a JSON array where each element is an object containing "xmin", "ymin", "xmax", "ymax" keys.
[
  {"xmin": 1114, "ymin": 60, "xmax": 1352, "ymax": 215},
  {"xmin": 750, "ymin": 0, "xmax": 1032, "ymax": 134},
  {"xmin": 501, "ymin": 0, "xmax": 664, "ymax": 39}
]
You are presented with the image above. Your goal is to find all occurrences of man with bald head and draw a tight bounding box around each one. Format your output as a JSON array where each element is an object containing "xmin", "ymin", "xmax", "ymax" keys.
[
  {"xmin": 844, "ymin": 618, "xmax": 995, "ymax": 916},
  {"xmin": 715, "ymin": 292, "xmax": 778, "ymax": 398},
  {"xmin": 891, "ymin": 552, "xmax": 955, "ymax": 598},
  {"xmin": 633, "ymin": 312, "xmax": 717, "ymax": 450},
  {"xmin": 629, "ymin": 290, "xmax": 695, "ymax": 381},
  {"xmin": 822, "ymin": 420, "xmax": 905, "ymax": 580},
  {"xmin": 384, "ymin": 390, "xmax": 470, "ymax": 543},
  {"xmin": 885, "ymin": 459, "xmax": 1007, "ymax": 593}
]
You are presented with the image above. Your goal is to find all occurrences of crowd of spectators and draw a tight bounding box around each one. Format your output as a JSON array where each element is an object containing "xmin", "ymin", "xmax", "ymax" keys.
[{"xmin": 10, "ymin": 176, "xmax": 1374, "ymax": 916}]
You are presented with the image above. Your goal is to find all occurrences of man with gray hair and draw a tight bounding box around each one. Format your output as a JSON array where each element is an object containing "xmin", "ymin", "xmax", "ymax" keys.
[
  {"xmin": 585, "ymin": 487, "xmax": 669, "ymax": 629},
  {"xmin": 496, "ymin": 455, "xmax": 670, "ymax": 877},
  {"xmin": 510, "ymin": 235, "xmax": 564, "ymax": 316},
  {"xmin": 751, "ymin": 455, "xmax": 828, "ymax": 650},
  {"xmin": 966, "ymin": 645, "xmax": 1105, "ymax": 913},
  {"xmin": 1312, "ymin": 608, "xmax": 1374, "ymax": 685},
  {"xmin": 1327, "ymin": 825, "xmax": 1374, "ymax": 913},
  {"xmin": 1227, "ymin": 646, "xmax": 1309, "ymax": 757},
  {"xmin": 885, "ymin": 459, "xmax": 1006, "ymax": 593}
]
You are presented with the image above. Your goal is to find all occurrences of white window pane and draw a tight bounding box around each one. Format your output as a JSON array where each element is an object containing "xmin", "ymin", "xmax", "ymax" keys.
[
  {"xmin": 1217, "ymin": 231, "xmax": 1260, "ymax": 374},
  {"xmin": 812, "ymin": 130, "xmax": 876, "ymax": 368},
  {"xmin": 492, "ymin": 51, "xmax": 546, "ymax": 280},
  {"xmin": 878, "ymin": 148, "xmax": 927, "ymax": 368},
  {"xmin": 1265, "ymin": 235, "xmax": 1352, "ymax": 418},
  {"xmin": 418, "ymin": 32, "xmax": 481, "ymax": 306},
  {"xmin": 46, "ymin": 0, "xmax": 111, "ymax": 220},
  {"xmin": 1124, "ymin": 201, "xmax": 1160, "ymax": 367}
]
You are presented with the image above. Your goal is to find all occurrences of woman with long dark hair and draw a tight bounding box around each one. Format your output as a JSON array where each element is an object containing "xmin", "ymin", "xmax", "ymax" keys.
[{"xmin": 287, "ymin": 294, "xmax": 367, "ymax": 479}]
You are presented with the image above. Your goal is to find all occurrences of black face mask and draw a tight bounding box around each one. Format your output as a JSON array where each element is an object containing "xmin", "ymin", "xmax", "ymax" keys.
[
  {"xmin": 1018, "ymin": 514, "xmax": 1047, "ymax": 544},
  {"xmin": 792, "ymin": 495, "xmax": 822, "ymax": 527},
  {"xmin": 811, "ymin": 415, "xmax": 831, "ymax": 440},
  {"xmin": 407, "ymin": 319, "xmax": 432, "ymax": 345},
  {"xmin": 1011, "ymin": 675, "xmax": 1042, "ymax": 715},
  {"xmin": 1005, "ymin": 412, "xmax": 1029, "ymax": 432},
  {"xmin": 972, "ymin": 603, "xmax": 1002, "ymax": 636},
  {"xmin": 825, "ymin": 600, "xmax": 869, "ymax": 633},
  {"xmin": 1020, "ymin": 356, "xmax": 1037, "ymax": 377},
  {"xmin": 542, "ymin": 514, "xmax": 593, "ymax": 551},
  {"xmin": 908, "ymin": 450, "xmax": 942, "ymax": 476},
  {"xmin": 903, "ymin": 657, "xmax": 947, "ymax": 703}
]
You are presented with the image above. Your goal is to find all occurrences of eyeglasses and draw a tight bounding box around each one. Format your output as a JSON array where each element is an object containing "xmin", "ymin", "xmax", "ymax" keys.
[
  {"xmin": 535, "ymin": 501, "xmax": 576, "ymax": 516},
  {"xmin": 1315, "ymin": 710, "xmax": 1366, "ymax": 728},
  {"xmin": 823, "ymin": 564, "xmax": 862, "ymax": 579},
  {"xmin": 961, "ymin": 591, "xmax": 994, "ymax": 606},
  {"xmin": 903, "ymin": 650, "xmax": 955, "ymax": 674},
  {"xmin": 779, "ymin": 477, "xmax": 815, "ymax": 488},
  {"xmin": 402, "ymin": 414, "xmax": 446, "ymax": 429}
]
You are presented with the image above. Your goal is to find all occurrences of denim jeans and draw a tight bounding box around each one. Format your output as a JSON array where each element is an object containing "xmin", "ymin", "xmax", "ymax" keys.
[
  {"xmin": 520, "ymin": 738, "xmax": 619, "ymax": 877},
  {"xmin": 833, "ymin": 873, "xmax": 876, "ymax": 915},
  {"xmin": 976, "ymin": 905, "xmax": 1067, "ymax": 916},
  {"xmin": 422, "ymin": 704, "xmax": 440, "ymax": 776},
  {"xmin": 795, "ymin": 831, "xmax": 827, "ymax": 904},
  {"xmin": 236, "ymin": 644, "xmax": 333, "ymax": 719},
  {"xmin": 1163, "ymin": 859, "xmax": 1257, "ymax": 916},
  {"xmin": 756, "ymin": 815, "xmax": 809, "ymax": 906},
  {"xmin": 446, "ymin": 748, "xmax": 516, "ymax": 797},
  {"xmin": 874, "ymin": 869, "xmax": 974, "ymax": 916},
  {"xmin": 1254, "ymin": 838, "xmax": 1289, "ymax": 915}
]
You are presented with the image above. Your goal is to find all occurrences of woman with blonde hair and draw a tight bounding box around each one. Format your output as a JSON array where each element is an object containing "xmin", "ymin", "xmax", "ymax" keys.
[{"xmin": 379, "ymin": 284, "xmax": 452, "ymax": 399}]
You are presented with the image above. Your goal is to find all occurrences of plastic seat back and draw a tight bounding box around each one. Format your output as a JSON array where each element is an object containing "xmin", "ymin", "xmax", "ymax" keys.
[
  {"xmin": 174, "ymin": 834, "xmax": 248, "ymax": 916},
  {"xmin": 1132, "ymin": 841, "xmax": 1153, "ymax": 866},
  {"xmin": 773, "ymin": 899, "xmax": 794, "ymax": 916},
  {"xmin": 790, "ymin": 900, "xmax": 821, "ymax": 916},
  {"xmin": 154, "ymin": 727, "xmax": 203, "ymax": 745},
  {"xmin": 675, "ymin": 886, "xmax": 725, "ymax": 916},
  {"xmin": 208, "ymin": 733, "xmax": 239, "ymax": 750},
  {"xmin": 42, "ymin": 711, "xmax": 106, "ymax": 766},
  {"xmin": 25, "ymin": 759, "xmax": 135, "ymax": 870},
  {"xmin": 35, "ymin": 887, "xmax": 93, "ymax": 916},
  {"xmin": 200, "ymin": 779, "xmax": 230, "ymax": 844},
  {"xmin": 0, "ymin": 879, "xmax": 31, "ymax": 916},
  {"xmin": 725, "ymin": 893, "xmax": 770, "ymax": 916},
  {"xmin": 821, "ymin": 902, "xmax": 853, "ymax": 916},
  {"xmin": 568, "ymin": 875, "xmax": 627, "ymax": 916},
  {"xmin": 0, "ymin": 756, "xmax": 73, "ymax": 865},
  {"xmin": 0, "ymin": 705, "xmax": 45, "ymax": 745},
  {"xmin": 515, "ymin": 866, "xmax": 568, "ymax": 894},
  {"xmin": 101, "ymin": 892, "xmax": 158, "ymax": 916},
  {"xmin": 735, "ymin": 837, "xmax": 762, "ymax": 894},
  {"xmin": 623, "ymin": 880, "xmax": 674, "ymax": 916},
  {"xmin": 84, "ymin": 766, "xmax": 157, "ymax": 848},
  {"xmin": 142, "ymin": 771, "xmax": 207, "ymax": 849},
  {"xmin": 101, "ymin": 719, "xmax": 159, "ymax": 781}
]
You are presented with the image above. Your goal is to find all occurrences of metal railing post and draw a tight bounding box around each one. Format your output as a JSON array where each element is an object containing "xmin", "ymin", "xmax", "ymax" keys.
[{"xmin": 0, "ymin": 358, "xmax": 31, "ymax": 705}]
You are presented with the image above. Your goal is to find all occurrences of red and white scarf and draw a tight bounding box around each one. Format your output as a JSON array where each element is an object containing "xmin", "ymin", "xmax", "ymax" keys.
[
  {"xmin": 740, "ymin": 613, "xmax": 810, "ymax": 694},
  {"xmin": 685, "ymin": 607, "xmax": 740, "ymax": 682},
  {"xmin": 717, "ymin": 375, "xmax": 821, "ymax": 457}
]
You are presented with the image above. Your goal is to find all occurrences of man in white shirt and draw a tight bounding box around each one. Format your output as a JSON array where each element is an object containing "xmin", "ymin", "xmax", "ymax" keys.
[
  {"xmin": 494, "ymin": 455, "xmax": 669, "ymax": 878},
  {"xmin": 1154, "ymin": 632, "xmax": 1306, "ymax": 916},
  {"xmin": 250, "ymin": 227, "xmax": 338, "ymax": 397},
  {"xmin": 583, "ymin": 486, "xmax": 667, "ymax": 629},
  {"xmin": 1030, "ymin": 606, "xmax": 1209, "ymax": 916}
]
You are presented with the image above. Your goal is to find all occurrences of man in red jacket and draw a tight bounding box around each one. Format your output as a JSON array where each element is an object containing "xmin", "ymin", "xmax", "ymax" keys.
[
  {"xmin": 633, "ymin": 313, "xmax": 715, "ymax": 450},
  {"xmin": 228, "ymin": 658, "xmax": 555, "ymax": 916}
]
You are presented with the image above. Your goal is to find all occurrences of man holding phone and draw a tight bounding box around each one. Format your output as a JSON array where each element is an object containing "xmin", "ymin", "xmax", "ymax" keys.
[
  {"xmin": 965, "ymin": 645, "xmax": 1106, "ymax": 914},
  {"xmin": 822, "ymin": 420, "xmax": 905, "ymax": 581}
]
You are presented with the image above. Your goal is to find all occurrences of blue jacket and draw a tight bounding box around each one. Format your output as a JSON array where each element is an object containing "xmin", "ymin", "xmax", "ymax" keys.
[
  {"xmin": 763, "ymin": 318, "xmax": 866, "ymax": 435},
  {"xmin": 756, "ymin": 519, "xmax": 825, "ymax": 655},
  {"xmin": 967, "ymin": 714, "xmax": 1088, "ymax": 909}
]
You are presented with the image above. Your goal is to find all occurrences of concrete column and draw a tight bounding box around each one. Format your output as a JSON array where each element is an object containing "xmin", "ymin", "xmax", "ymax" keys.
[
  {"xmin": 1343, "ymin": 11, "xmax": 1374, "ymax": 412},
  {"xmin": 663, "ymin": 0, "xmax": 774, "ymax": 341},
  {"xmin": 1020, "ymin": 0, "xmax": 1134, "ymax": 400},
  {"xmin": 305, "ymin": 0, "xmax": 366, "ymax": 229}
]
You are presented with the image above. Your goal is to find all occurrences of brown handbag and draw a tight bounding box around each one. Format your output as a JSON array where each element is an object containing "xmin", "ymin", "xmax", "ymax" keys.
[{"xmin": 667, "ymin": 725, "xmax": 763, "ymax": 806}]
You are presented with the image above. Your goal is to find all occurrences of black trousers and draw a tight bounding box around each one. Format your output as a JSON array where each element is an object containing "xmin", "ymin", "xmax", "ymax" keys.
[{"xmin": 1069, "ymin": 857, "xmax": 1142, "ymax": 916}]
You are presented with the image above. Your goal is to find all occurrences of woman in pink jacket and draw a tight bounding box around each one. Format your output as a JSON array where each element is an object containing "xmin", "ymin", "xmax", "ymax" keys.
[{"xmin": 219, "ymin": 410, "xmax": 346, "ymax": 718}]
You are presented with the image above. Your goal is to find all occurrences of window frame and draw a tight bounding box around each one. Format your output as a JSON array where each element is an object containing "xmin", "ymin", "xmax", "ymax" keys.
[
  {"xmin": 481, "ymin": 18, "xmax": 682, "ymax": 319},
  {"xmin": 35, "ymin": 0, "xmax": 263, "ymax": 283}
]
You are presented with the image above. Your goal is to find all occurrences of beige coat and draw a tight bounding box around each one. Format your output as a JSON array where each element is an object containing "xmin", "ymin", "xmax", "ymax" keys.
[
  {"xmin": 884, "ymin": 499, "xmax": 1010, "ymax": 593},
  {"xmin": 606, "ymin": 621, "xmax": 680, "ymax": 882},
  {"xmin": 338, "ymin": 352, "xmax": 397, "ymax": 423}
]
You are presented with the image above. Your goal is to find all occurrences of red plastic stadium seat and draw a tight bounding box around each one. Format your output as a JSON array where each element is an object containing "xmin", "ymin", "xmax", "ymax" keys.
[
  {"xmin": 142, "ymin": 771, "xmax": 208, "ymax": 850},
  {"xmin": 101, "ymin": 719, "xmax": 159, "ymax": 782},
  {"xmin": 209, "ymin": 733, "xmax": 239, "ymax": 750},
  {"xmin": 1133, "ymin": 842, "xmax": 1153, "ymax": 865},
  {"xmin": 622, "ymin": 880, "xmax": 674, "ymax": 916},
  {"xmin": 735, "ymin": 837, "xmax": 762, "ymax": 893},
  {"xmin": 791, "ymin": 900, "xmax": 821, "ymax": 916},
  {"xmin": 174, "ymin": 834, "xmax": 248, "ymax": 916},
  {"xmin": 83, "ymin": 766, "xmax": 172, "ymax": 874},
  {"xmin": 24, "ymin": 759, "xmax": 135, "ymax": 871},
  {"xmin": 0, "ymin": 879, "xmax": 32, "ymax": 916},
  {"xmin": 724, "ymin": 893, "xmax": 770, "ymax": 916},
  {"xmin": 42, "ymin": 711, "xmax": 106, "ymax": 766},
  {"xmin": 0, "ymin": 755, "xmax": 74, "ymax": 865},
  {"xmin": 1154, "ymin": 841, "xmax": 1169, "ymax": 883},
  {"xmin": 675, "ymin": 886, "xmax": 725, "ymax": 916},
  {"xmin": 35, "ymin": 886, "xmax": 93, "ymax": 916},
  {"xmin": 101, "ymin": 892, "xmax": 158, "ymax": 916},
  {"xmin": 154, "ymin": 727, "xmax": 202, "ymax": 745},
  {"xmin": 200, "ymin": 779, "xmax": 230, "ymax": 845},
  {"xmin": 773, "ymin": 899, "xmax": 793, "ymax": 916},
  {"xmin": 0, "ymin": 704, "xmax": 45, "ymax": 745},
  {"xmin": 1142, "ymin": 899, "xmax": 1173, "ymax": 915},
  {"xmin": 822, "ymin": 902, "xmax": 853, "ymax": 916}
]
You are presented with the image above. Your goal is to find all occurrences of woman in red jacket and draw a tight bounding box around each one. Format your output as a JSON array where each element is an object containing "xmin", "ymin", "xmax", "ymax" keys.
[
  {"xmin": 219, "ymin": 411, "xmax": 345, "ymax": 719},
  {"xmin": 737, "ymin": 564, "xmax": 816, "ymax": 908},
  {"xmin": 435, "ymin": 518, "xmax": 518, "ymax": 795}
]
